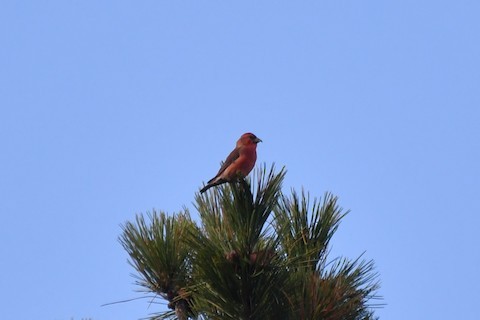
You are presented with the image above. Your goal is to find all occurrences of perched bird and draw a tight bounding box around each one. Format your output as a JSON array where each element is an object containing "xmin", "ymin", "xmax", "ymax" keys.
[{"xmin": 200, "ymin": 133, "xmax": 262, "ymax": 193}]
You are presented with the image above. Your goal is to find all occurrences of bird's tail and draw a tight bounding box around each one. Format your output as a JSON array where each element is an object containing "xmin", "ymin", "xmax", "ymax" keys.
[{"xmin": 200, "ymin": 179, "xmax": 227, "ymax": 193}]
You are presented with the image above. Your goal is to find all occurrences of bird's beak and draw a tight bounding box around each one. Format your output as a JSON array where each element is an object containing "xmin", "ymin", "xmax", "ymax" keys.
[{"xmin": 254, "ymin": 137, "xmax": 262, "ymax": 143}]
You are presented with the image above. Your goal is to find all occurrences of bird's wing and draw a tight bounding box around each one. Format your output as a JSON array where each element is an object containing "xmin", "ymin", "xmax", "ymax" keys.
[{"xmin": 208, "ymin": 147, "xmax": 240, "ymax": 183}]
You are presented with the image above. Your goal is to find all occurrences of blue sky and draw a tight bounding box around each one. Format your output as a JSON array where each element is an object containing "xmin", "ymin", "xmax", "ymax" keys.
[{"xmin": 1, "ymin": 1, "xmax": 479, "ymax": 319}]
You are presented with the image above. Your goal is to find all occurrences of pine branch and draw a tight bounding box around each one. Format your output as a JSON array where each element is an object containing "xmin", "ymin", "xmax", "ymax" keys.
[{"xmin": 119, "ymin": 210, "xmax": 196, "ymax": 319}]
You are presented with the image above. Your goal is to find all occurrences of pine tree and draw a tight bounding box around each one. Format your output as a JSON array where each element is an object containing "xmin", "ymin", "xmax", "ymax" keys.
[{"xmin": 119, "ymin": 165, "xmax": 381, "ymax": 320}]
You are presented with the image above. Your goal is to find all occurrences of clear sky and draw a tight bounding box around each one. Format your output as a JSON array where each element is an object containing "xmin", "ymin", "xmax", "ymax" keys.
[{"xmin": 1, "ymin": 1, "xmax": 479, "ymax": 319}]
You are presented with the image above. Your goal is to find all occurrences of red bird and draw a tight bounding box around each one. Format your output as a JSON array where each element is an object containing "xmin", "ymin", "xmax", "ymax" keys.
[{"xmin": 200, "ymin": 133, "xmax": 262, "ymax": 193}]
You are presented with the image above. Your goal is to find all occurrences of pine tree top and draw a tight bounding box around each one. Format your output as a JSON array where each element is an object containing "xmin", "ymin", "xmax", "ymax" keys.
[{"xmin": 120, "ymin": 164, "xmax": 382, "ymax": 320}]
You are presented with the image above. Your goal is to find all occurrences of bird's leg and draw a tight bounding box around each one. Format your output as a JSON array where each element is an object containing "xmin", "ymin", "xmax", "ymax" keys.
[{"xmin": 239, "ymin": 177, "xmax": 249, "ymax": 191}]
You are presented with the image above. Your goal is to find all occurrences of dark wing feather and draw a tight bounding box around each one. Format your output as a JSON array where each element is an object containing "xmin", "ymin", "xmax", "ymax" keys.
[{"xmin": 207, "ymin": 147, "xmax": 240, "ymax": 183}]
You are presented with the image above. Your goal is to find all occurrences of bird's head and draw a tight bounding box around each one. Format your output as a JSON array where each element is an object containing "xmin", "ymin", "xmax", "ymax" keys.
[{"xmin": 238, "ymin": 132, "xmax": 262, "ymax": 146}]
